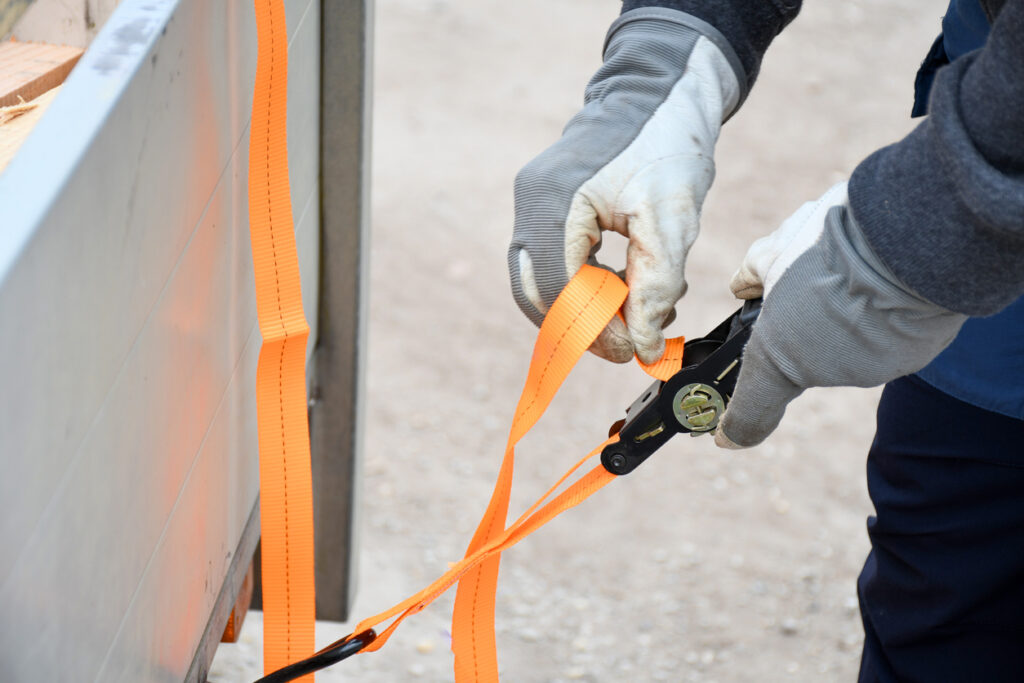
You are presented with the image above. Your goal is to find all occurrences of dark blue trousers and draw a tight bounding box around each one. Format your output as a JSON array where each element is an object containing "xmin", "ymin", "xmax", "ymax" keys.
[{"xmin": 858, "ymin": 375, "xmax": 1024, "ymax": 682}]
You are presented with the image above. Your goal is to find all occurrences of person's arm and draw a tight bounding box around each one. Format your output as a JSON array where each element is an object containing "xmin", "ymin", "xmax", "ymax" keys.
[
  {"xmin": 508, "ymin": 2, "xmax": 801, "ymax": 364},
  {"xmin": 850, "ymin": 0, "xmax": 1024, "ymax": 316},
  {"xmin": 717, "ymin": 0, "xmax": 1024, "ymax": 449}
]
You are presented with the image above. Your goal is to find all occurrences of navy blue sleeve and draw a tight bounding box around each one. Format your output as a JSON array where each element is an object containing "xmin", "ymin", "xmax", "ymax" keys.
[{"xmin": 621, "ymin": 0, "xmax": 801, "ymax": 91}]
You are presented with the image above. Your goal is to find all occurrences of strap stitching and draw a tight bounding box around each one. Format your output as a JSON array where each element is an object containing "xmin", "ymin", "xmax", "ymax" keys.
[{"xmin": 260, "ymin": 0, "xmax": 293, "ymax": 661}]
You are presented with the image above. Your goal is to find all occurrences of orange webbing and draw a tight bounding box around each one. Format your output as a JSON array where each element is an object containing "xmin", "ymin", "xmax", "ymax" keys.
[
  {"xmin": 348, "ymin": 265, "xmax": 685, "ymax": 681},
  {"xmin": 450, "ymin": 266, "xmax": 626, "ymax": 681},
  {"xmin": 249, "ymin": 0, "xmax": 316, "ymax": 679},
  {"xmin": 640, "ymin": 335, "xmax": 686, "ymax": 382}
]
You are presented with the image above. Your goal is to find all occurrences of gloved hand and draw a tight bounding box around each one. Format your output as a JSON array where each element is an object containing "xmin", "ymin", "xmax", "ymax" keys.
[
  {"xmin": 715, "ymin": 182, "xmax": 968, "ymax": 449},
  {"xmin": 509, "ymin": 10, "xmax": 743, "ymax": 364}
]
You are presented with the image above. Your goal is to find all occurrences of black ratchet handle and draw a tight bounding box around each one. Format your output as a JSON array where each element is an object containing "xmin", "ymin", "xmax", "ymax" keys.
[{"xmin": 601, "ymin": 298, "xmax": 761, "ymax": 476}]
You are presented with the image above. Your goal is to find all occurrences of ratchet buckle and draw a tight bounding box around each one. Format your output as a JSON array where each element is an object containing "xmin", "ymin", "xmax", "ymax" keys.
[{"xmin": 601, "ymin": 298, "xmax": 762, "ymax": 475}]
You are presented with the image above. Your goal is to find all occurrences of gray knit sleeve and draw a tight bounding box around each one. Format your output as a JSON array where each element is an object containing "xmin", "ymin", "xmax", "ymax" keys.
[{"xmin": 849, "ymin": 0, "xmax": 1024, "ymax": 316}]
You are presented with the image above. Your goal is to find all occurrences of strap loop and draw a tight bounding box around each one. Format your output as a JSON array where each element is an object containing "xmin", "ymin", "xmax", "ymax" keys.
[{"xmin": 348, "ymin": 266, "xmax": 685, "ymax": 681}]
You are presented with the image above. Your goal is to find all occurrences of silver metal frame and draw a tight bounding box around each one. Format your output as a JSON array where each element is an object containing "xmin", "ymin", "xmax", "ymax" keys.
[
  {"xmin": 309, "ymin": 0, "xmax": 373, "ymax": 623},
  {"xmin": 0, "ymin": 0, "xmax": 361, "ymax": 678},
  {"xmin": 183, "ymin": 498, "xmax": 261, "ymax": 683}
]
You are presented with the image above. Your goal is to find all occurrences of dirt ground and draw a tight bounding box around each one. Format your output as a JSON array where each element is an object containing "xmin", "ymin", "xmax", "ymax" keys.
[{"xmin": 211, "ymin": 0, "xmax": 948, "ymax": 680}]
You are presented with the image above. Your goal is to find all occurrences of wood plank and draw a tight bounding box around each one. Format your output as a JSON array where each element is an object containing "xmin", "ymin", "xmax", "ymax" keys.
[
  {"xmin": 0, "ymin": 39, "xmax": 81, "ymax": 107},
  {"xmin": 219, "ymin": 561, "xmax": 255, "ymax": 643},
  {"xmin": 0, "ymin": 82, "xmax": 58, "ymax": 174}
]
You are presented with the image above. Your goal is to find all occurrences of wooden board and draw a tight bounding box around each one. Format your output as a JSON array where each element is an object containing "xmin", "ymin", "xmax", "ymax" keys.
[
  {"xmin": 0, "ymin": 82, "xmax": 57, "ymax": 173},
  {"xmin": 220, "ymin": 561, "xmax": 255, "ymax": 643},
  {"xmin": 0, "ymin": 39, "xmax": 81, "ymax": 107}
]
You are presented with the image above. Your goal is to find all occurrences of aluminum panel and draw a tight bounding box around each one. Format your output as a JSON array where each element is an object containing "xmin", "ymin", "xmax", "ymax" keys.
[{"xmin": 0, "ymin": 0, "xmax": 319, "ymax": 679}]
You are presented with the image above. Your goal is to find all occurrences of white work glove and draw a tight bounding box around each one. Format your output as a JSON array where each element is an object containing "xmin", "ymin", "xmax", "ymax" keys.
[
  {"xmin": 715, "ymin": 182, "xmax": 968, "ymax": 449},
  {"xmin": 509, "ymin": 9, "xmax": 743, "ymax": 363}
]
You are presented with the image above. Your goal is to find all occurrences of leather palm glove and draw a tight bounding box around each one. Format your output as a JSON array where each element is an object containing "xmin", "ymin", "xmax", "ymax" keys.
[
  {"xmin": 509, "ymin": 10, "xmax": 743, "ymax": 364},
  {"xmin": 715, "ymin": 182, "xmax": 968, "ymax": 449}
]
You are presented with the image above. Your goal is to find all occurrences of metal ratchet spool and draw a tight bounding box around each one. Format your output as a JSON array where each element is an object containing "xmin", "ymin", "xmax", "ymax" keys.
[{"xmin": 672, "ymin": 383, "xmax": 726, "ymax": 432}]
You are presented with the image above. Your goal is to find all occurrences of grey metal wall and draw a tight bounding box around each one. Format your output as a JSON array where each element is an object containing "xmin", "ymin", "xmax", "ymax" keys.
[
  {"xmin": 0, "ymin": 0, "xmax": 321, "ymax": 680},
  {"xmin": 309, "ymin": 0, "xmax": 373, "ymax": 623}
]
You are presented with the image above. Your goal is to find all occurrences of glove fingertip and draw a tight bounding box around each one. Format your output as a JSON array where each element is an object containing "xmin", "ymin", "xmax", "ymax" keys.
[
  {"xmin": 590, "ymin": 337, "xmax": 635, "ymax": 363},
  {"xmin": 590, "ymin": 318, "xmax": 635, "ymax": 363},
  {"xmin": 635, "ymin": 334, "xmax": 666, "ymax": 366},
  {"xmin": 662, "ymin": 306, "xmax": 678, "ymax": 329},
  {"xmin": 714, "ymin": 426, "xmax": 744, "ymax": 450},
  {"xmin": 729, "ymin": 267, "xmax": 763, "ymax": 300},
  {"xmin": 715, "ymin": 337, "xmax": 804, "ymax": 449},
  {"xmin": 623, "ymin": 307, "xmax": 670, "ymax": 365},
  {"xmin": 714, "ymin": 404, "xmax": 772, "ymax": 449},
  {"xmin": 731, "ymin": 284, "xmax": 764, "ymax": 300}
]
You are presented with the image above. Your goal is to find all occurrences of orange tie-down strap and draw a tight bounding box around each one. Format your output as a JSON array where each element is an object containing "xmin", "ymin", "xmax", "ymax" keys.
[
  {"xmin": 344, "ymin": 264, "xmax": 686, "ymax": 681},
  {"xmin": 246, "ymin": 2, "xmax": 684, "ymax": 678},
  {"xmin": 249, "ymin": 0, "xmax": 315, "ymax": 678}
]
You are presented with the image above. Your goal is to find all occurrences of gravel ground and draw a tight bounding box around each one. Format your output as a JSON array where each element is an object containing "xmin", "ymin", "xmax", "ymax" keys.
[{"xmin": 212, "ymin": 0, "xmax": 947, "ymax": 680}]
